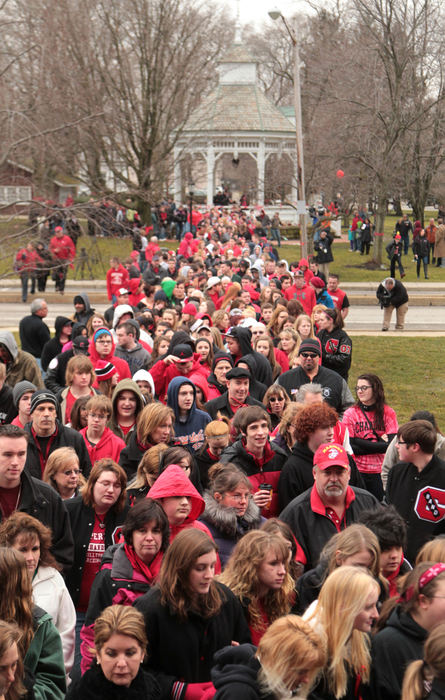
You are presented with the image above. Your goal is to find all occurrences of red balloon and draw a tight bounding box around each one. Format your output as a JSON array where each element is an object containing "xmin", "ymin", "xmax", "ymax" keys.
[{"xmin": 336, "ymin": 169, "xmax": 345, "ymax": 178}]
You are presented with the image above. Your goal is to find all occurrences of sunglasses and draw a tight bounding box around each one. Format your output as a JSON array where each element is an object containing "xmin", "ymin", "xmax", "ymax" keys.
[{"xmin": 300, "ymin": 352, "xmax": 318, "ymax": 359}]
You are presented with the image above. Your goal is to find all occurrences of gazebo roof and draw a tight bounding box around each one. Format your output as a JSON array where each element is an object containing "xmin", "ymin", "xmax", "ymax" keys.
[{"xmin": 183, "ymin": 83, "xmax": 295, "ymax": 134}]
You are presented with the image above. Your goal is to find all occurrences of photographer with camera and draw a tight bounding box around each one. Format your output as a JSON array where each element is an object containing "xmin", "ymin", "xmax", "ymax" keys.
[
  {"xmin": 376, "ymin": 277, "xmax": 409, "ymax": 331},
  {"xmin": 313, "ymin": 229, "xmax": 334, "ymax": 278}
]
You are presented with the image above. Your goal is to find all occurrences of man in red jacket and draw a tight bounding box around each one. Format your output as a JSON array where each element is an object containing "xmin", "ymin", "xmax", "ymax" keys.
[
  {"xmin": 49, "ymin": 226, "xmax": 75, "ymax": 294},
  {"xmin": 149, "ymin": 343, "xmax": 208, "ymax": 403},
  {"xmin": 106, "ymin": 257, "xmax": 130, "ymax": 303},
  {"xmin": 283, "ymin": 270, "xmax": 316, "ymax": 315}
]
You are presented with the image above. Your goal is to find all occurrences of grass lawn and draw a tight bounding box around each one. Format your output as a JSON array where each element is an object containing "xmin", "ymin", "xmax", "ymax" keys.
[
  {"xmin": 350, "ymin": 336, "xmax": 445, "ymax": 425},
  {"xmin": 1, "ymin": 210, "xmax": 441, "ymax": 282}
]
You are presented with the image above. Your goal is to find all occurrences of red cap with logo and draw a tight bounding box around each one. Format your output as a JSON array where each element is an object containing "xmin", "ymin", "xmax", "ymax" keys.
[{"xmin": 313, "ymin": 443, "xmax": 349, "ymax": 470}]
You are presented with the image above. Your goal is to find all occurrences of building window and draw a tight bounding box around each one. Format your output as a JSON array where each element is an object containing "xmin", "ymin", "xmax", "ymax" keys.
[{"xmin": 0, "ymin": 186, "xmax": 32, "ymax": 204}]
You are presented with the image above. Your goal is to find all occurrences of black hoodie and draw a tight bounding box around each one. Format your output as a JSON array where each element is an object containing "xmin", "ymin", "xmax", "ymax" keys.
[
  {"xmin": 40, "ymin": 315, "xmax": 72, "ymax": 371},
  {"xmin": 371, "ymin": 607, "xmax": 427, "ymax": 700},
  {"xmin": 227, "ymin": 327, "xmax": 272, "ymax": 386},
  {"xmin": 235, "ymin": 355, "xmax": 267, "ymax": 401},
  {"xmin": 211, "ymin": 644, "xmax": 271, "ymax": 700}
]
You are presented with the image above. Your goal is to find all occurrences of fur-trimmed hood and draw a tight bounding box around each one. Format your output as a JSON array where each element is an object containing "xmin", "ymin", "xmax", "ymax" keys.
[{"xmin": 201, "ymin": 490, "xmax": 262, "ymax": 538}]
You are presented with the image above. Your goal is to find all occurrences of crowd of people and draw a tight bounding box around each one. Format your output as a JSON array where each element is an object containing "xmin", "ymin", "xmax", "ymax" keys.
[{"xmin": 2, "ymin": 206, "xmax": 445, "ymax": 700}]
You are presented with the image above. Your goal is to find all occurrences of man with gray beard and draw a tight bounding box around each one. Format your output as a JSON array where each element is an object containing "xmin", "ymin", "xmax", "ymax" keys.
[{"xmin": 279, "ymin": 442, "xmax": 379, "ymax": 571}]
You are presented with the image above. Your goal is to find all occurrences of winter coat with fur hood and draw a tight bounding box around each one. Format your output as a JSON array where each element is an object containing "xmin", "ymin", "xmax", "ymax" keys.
[{"xmin": 200, "ymin": 491, "xmax": 264, "ymax": 567}]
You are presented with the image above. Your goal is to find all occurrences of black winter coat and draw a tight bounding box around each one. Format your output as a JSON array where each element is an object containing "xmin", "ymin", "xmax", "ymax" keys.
[
  {"xmin": 314, "ymin": 232, "xmax": 334, "ymax": 263},
  {"xmin": 376, "ymin": 279, "xmax": 409, "ymax": 308},
  {"xmin": 221, "ymin": 439, "xmax": 288, "ymax": 517},
  {"xmin": 371, "ymin": 607, "xmax": 427, "ymax": 700},
  {"xmin": 66, "ymin": 663, "xmax": 160, "ymax": 700},
  {"xmin": 0, "ymin": 470, "xmax": 74, "ymax": 574},
  {"xmin": 279, "ymin": 486, "xmax": 380, "ymax": 570},
  {"xmin": 386, "ymin": 454, "xmax": 445, "ymax": 563},
  {"xmin": 316, "ymin": 328, "xmax": 352, "ymax": 381},
  {"xmin": 119, "ymin": 431, "xmax": 145, "ymax": 480},
  {"xmin": 277, "ymin": 365, "xmax": 354, "ymax": 416},
  {"xmin": 24, "ymin": 420, "xmax": 92, "ymax": 479},
  {"xmin": 204, "ymin": 393, "xmax": 263, "ymax": 421},
  {"xmin": 44, "ymin": 349, "xmax": 75, "ymax": 394},
  {"xmin": 212, "ymin": 644, "xmax": 273, "ymax": 700},
  {"xmin": 134, "ymin": 582, "xmax": 251, "ymax": 698},
  {"xmin": 278, "ymin": 442, "xmax": 365, "ymax": 511},
  {"xmin": 65, "ymin": 496, "xmax": 129, "ymax": 607}
]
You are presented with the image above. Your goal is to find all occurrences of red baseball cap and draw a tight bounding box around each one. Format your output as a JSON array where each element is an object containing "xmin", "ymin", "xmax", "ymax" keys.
[{"xmin": 313, "ymin": 443, "xmax": 349, "ymax": 470}]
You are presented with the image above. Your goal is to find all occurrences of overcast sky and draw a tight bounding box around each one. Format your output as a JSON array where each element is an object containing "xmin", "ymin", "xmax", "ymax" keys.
[{"xmin": 221, "ymin": 0, "xmax": 311, "ymax": 28}]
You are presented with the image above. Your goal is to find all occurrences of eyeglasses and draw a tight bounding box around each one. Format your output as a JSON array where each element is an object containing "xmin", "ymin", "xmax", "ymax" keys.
[
  {"xmin": 96, "ymin": 339, "xmax": 112, "ymax": 344},
  {"xmin": 300, "ymin": 352, "xmax": 318, "ymax": 359},
  {"xmin": 88, "ymin": 412, "xmax": 107, "ymax": 420},
  {"xmin": 269, "ymin": 397, "xmax": 285, "ymax": 402},
  {"xmin": 63, "ymin": 469, "xmax": 80, "ymax": 476},
  {"xmin": 227, "ymin": 492, "xmax": 250, "ymax": 502},
  {"xmin": 355, "ymin": 385, "xmax": 372, "ymax": 392}
]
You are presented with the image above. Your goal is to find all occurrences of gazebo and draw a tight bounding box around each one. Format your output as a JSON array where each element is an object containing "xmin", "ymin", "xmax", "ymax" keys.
[{"xmin": 173, "ymin": 36, "xmax": 297, "ymax": 207}]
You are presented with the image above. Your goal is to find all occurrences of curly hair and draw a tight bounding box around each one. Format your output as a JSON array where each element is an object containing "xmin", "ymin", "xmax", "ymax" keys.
[
  {"xmin": 294, "ymin": 403, "xmax": 338, "ymax": 443},
  {"xmin": 0, "ymin": 512, "xmax": 60, "ymax": 571},
  {"xmin": 219, "ymin": 531, "xmax": 294, "ymax": 633}
]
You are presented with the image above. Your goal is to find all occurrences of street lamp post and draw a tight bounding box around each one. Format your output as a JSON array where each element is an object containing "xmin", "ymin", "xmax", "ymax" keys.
[
  {"xmin": 188, "ymin": 181, "xmax": 194, "ymax": 234},
  {"xmin": 268, "ymin": 9, "xmax": 308, "ymax": 259}
]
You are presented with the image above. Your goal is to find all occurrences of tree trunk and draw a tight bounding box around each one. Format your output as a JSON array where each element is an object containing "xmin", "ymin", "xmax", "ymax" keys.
[
  {"xmin": 373, "ymin": 193, "xmax": 387, "ymax": 265},
  {"xmin": 393, "ymin": 196, "xmax": 403, "ymax": 217}
]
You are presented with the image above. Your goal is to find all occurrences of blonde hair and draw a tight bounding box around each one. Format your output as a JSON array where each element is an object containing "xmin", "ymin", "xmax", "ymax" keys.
[
  {"xmin": 220, "ymin": 531, "xmax": 294, "ymax": 633},
  {"xmin": 402, "ymin": 623, "xmax": 445, "ymax": 700},
  {"xmin": 416, "ymin": 536, "xmax": 445, "ymax": 565},
  {"xmin": 65, "ymin": 355, "xmax": 95, "ymax": 386},
  {"xmin": 94, "ymin": 605, "xmax": 147, "ymax": 655},
  {"xmin": 136, "ymin": 402, "xmax": 175, "ymax": 445},
  {"xmin": 311, "ymin": 566, "xmax": 379, "ymax": 698},
  {"xmin": 257, "ymin": 615, "xmax": 326, "ymax": 698},
  {"xmin": 42, "ymin": 447, "xmax": 85, "ymax": 493},
  {"xmin": 278, "ymin": 403, "xmax": 302, "ymax": 449},
  {"xmin": 130, "ymin": 442, "xmax": 168, "ymax": 489},
  {"xmin": 205, "ymin": 419, "xmax": 230, "ymax": 439}
]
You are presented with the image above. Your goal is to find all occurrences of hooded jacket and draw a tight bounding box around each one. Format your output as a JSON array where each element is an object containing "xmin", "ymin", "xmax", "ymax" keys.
[
  {"xmin": 167, "ymin": 377, "xmax": 211, "ymax": 453},
  {"xmin": 226, "ymin": 327, "xmax": 272, "ymax": 386},
  {"xmin": 108, "ymin": 378, "xmax": 146, "ymax": 445},
  {"xmin": 207, "ymin": 351, "xmax": 233, "ymax": 400},
  {"xmin": 221, "ymin": 439, "xmax": 288, "ymax": 518},
  {"xmin": 371, "ymin": 607, "xmax": 427, "ymax": 700},
  {"xmin": 200, "ymin": 492, "xmax": 264, "ymax": 567},
  {"xmin": 149, "ymin": 352, "xmax": 208, "ymax": 402},
  {"xmin": 89, "ymin": 331, "xmax": 132, "ymax": 381},
  {"xmin": 106, "ymin": 263, "xmax": 129, "ymax": 300},
  {"xmin": 211, "ymin": 644, "xmax": 272, "ymax": 700},
  {"xmin": 72, "ymin": 293, "xmax": 95, "ymax": 325},
  {"xmin": 112, "ymin": 304, "xmax": 135, "ymax": 329},
  {"xmin": 148, "ymin": 465, "xmax": 210, "ymax": 538},
  {"xmin": 41, "ymin": 316, "xmax": 72, "ymax": 371},
  {"xmin": 235, "ymin": 355, "xmax": 267, "ymax": 401},
  {"xmin": 80, "ymin": 425, "xmax": 126, "ymax": 465},
  {"xmin": 114, "ymin": 338, "xmax": 150, "ymax": 375},
  {"xmin": 0, "ymin": 331, "xmax": 44, "ymax": 389}
]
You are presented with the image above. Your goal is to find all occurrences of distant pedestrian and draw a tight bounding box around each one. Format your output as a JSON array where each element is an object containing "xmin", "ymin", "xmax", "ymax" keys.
[
  {"xmin": 435, "ymin": 218, "xmax": 445, "ymax": 267},
  {"xmin": 386, "ymin": 232, "xmax": 405, "ymax": 279},
  {"xmin": 412, "ymin": 228, "xmax": 430, "ymax": 279}
]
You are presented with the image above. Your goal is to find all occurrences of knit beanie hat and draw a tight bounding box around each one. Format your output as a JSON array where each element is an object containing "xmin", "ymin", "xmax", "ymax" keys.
[
  {"xmin": 94, "ymin": 360, "xmax": 117, "ymax": 382},
  {"xmin": 13, "ymin": 381, "xmax": 37, "ymax": 408},
  {"xmin": 30, "ymin": 389, "xmax": 58, "ymax": 414},
  {"xmin": 298, "ymin": 339, "xmax": 322, "ymax": 357}
]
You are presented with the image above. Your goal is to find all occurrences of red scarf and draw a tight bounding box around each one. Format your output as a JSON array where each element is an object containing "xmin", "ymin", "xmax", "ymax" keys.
[{"xmin": 124, "ymin": 543, "xmax": 163, "ymax": 585}]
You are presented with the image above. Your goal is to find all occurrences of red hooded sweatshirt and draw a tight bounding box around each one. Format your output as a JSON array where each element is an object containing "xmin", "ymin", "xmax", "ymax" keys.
[
  {"xmin": 149, "ymin": 353, "xmax": 208, "ymax": 403},
  {"xmin": 89, "ymin": 330, "xmax": 132, "ymax": 381},
  {"xmin": 148, "ymin": 465, "xmax": 220, "ymax": 573},
  {"xmin": 80, "ymin": 426, "xmax": 126, "ymax": 464}
]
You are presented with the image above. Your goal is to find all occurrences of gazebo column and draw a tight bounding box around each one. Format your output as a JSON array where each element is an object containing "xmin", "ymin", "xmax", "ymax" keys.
[
  {"xmin": 206, "ymin": 143, "xmax": 215, "ymax": 207},
  {"xmin": 257, "ymin": 140, "xmax": 265, "ymax": 206},
  {"xmin": 174, "ymin": 148, "xmax": 182, "ymax": 203}
]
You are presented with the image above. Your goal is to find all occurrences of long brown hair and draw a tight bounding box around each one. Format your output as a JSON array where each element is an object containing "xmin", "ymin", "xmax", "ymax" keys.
[
  {"xmin": 0, "ymin": 621, "xmax": 26, "ymax": 700},
  {"xmin": 158, "ymin": 529, "xmax": 222, "ymax": 621},
  {"xmin": 0, "ymin": 549, "xmax": 34, "ymax": 656}
]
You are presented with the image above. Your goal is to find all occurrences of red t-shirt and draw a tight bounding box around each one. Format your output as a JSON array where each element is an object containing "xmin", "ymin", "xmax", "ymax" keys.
[
  {"xmin": 0, "ymin": 485, "xmax": 20, "ymax": 519},
  {"xmin": 119, "ymin": 423, "xmax": 134, "ymax": 437},
  {"xmin": 77, "ymin": 517, "xmax": 105, "ymax": 612}
]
